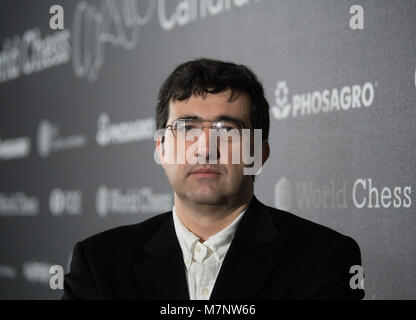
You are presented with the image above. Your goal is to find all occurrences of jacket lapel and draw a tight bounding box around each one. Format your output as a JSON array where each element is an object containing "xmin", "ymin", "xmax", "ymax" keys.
[
  {"xmin": 133, "ymin": 195, "xmax": 282, "ymax": 300},
  {"xmin": 210, "ymin": 196, "xmax": 282, "ymax": 300},
  {"xmin": 133, "ymin": 214, "xmax": 189, "ymax": 299}
]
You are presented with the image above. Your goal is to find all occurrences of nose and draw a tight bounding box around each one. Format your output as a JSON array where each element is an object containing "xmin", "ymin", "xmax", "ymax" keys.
[{"xmin": 195, "ymin": 127, "xmax": 220, "ymax": 163}]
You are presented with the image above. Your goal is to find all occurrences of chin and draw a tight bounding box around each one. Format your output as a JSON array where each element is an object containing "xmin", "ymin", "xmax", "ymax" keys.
[{"xmin": 187, "ymin": 191, "xmax": 226, "ymax": 205}]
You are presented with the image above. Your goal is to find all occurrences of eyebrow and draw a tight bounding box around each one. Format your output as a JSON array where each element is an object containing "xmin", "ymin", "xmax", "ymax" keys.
[{"xmin": 176, "ymin": 115, "xmax": 248, "ymax": 127}]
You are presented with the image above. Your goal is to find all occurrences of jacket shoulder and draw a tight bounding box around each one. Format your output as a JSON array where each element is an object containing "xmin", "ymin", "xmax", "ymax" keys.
[
  {"xmin": 79, "ymin": 212, "xmax": 171, "ymax": 255},
  {"xmin": 261, "ymin": 203, "xmax": 364, "ymax": 299},
  {"xmin": 264, "ymin": 204, "xmax": 357, "ymax": 246}
]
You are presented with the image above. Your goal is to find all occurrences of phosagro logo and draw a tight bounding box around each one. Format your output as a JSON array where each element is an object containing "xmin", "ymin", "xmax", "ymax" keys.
[
  {"xmin": 272, "ymin": 81, "xmax": 375, "ymax": 120},
  {"xmin": 0, "ymin": 136, "xmax": 31, "ymax": 160},
  {"xmin": 37, "ymin": 119, "xmax": 87, "ymax": 157},
  {"xmin": 96, "ymin": 113, "xmax": 155, "ymax": 146}
]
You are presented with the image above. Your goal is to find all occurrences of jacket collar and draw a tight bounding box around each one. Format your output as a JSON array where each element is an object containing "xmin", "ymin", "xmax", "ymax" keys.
[{"xmin": 134, "ymin": 195, "xmax": 281, "ymax": 300}]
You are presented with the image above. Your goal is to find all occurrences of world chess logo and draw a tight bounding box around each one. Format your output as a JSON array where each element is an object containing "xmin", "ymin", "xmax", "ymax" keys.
[
  {"xmin": 274, "ymin": 177, "xmax": 292, "ymax": 211},
  {"xmin": 96, "ymin": 185, "xmax": 110, "ymax": 218}
]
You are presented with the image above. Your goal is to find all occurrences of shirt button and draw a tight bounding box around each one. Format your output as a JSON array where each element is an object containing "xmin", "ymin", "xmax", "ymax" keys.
[
  {"xmin": 195, "ymin": 246, "xmax": 201, "ymax": 253},
  {"xmin": 201, "ymin": 288, "xmax": 210, "ymax": 295},
  {"xmin": 185, "ymin": 258, "xmax": 191, "ymax": 265}
]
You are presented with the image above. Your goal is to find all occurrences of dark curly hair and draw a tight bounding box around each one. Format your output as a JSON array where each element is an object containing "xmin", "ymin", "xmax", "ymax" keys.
[{"xmin": 156, "ymin": 58, "xmax": 270, "ymax": 141}]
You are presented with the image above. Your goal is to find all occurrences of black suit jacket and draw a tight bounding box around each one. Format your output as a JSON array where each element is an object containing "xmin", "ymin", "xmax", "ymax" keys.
[{"xmin": 63, "ymin": 195, "xmax": 365, "ymax": 300}]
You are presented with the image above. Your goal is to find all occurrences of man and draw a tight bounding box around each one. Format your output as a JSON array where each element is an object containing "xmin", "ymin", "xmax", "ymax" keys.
[{"xmin": 63, "ymin": 58, "xmax": 365, "ymax": 300}]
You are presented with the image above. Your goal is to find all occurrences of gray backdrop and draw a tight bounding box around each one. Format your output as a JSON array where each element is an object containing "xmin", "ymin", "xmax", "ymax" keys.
[{"xmin": 0, "ymin": 0, "xmax": 415, "ymax": 299}]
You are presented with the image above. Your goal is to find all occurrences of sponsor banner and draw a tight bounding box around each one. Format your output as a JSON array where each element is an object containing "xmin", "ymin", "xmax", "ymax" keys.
[
  {"xmin": 1, "ymin": 0, "xmax": 260, "ymax": 83},
  {"xmin": 0, "ymin": 136, "xmax": 31, "ymax": 161},
  {"xmin": 96, "ymin": 113, "xmax": 155, "ymax": 146},
  {"xmin": 37, "ymin": 119, "xmax": 86, "ymax": 158},
  {"xmin": 272, "ymin": 81, "xmax": 376, "ymax": 120},
  {"xmin": 0, "ymin": 192, "xmax": 39, "ymax": 216},
  {"xmin": 49, "ymin": 189, "xmax": 83, "ymax": 216},
  {"xmin": 96, "ymin": 185, "xmax": 173, "ymax": 217},
  {"xmin": 275, "ymin": 177, "xmax": 412, "ymax": 210},
  {"xmin": 22, "ymin": 261, "xmax": 54, "ymax": 286},
  {"xmin": 0, "ymin": 265, "xmax": 17, "ymax": 279}
]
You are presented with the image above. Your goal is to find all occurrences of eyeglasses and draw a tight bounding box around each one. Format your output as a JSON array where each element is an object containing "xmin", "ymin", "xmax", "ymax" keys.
[{"xmin": 166, "ymin": 118, "xmax": 245, "ymax": 141}]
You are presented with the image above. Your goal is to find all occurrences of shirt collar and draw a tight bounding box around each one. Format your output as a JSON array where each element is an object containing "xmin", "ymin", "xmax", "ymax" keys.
[
  {"xmin": 172, "ymin": 207, "xmax": 199, "ymax": 265},
  {"xmin": 172, "ymin": 204, "xmax": 248, "ymax": 265}
]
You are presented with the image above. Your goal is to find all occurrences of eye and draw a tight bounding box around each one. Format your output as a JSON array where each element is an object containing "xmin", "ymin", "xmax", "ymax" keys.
[
  {"xmin": 184, "ymin": 125, "xmax": 197, "ymax": 131},
  {"xmin": 176, "ymin": 120, "xmax": 199, "ymax": 131},
  {"xmin": 217, "ymin": 122, "xmax": 240, "ymax": 132}
]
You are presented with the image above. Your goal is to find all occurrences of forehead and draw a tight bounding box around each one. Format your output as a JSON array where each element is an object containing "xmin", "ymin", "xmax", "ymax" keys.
[{"xmin": 168, "ymin": 90, "xmax": 252, "ymax": 127}]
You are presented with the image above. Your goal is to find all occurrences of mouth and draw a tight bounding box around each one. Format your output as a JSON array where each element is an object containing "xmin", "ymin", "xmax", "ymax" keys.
[{"xmin": 190, "ymin": 169, "xmax": 221, "ymax": 178}]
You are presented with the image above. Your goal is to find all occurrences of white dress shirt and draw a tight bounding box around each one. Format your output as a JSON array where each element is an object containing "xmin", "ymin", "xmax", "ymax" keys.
[{"xmin": 172, "ymin": 205, "xmax": 247, "ymax": 300}]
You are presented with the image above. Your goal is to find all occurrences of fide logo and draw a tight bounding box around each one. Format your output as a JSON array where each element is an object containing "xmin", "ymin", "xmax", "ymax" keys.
[{"xmin": 49, "ymin": 188, "xmax": 82, "ymax": 216}]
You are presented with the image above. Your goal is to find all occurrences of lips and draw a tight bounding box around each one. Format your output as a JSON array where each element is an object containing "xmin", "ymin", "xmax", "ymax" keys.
[{"xmin": 190, "ymin": 168, "xmax": 221, "ymax": 176}]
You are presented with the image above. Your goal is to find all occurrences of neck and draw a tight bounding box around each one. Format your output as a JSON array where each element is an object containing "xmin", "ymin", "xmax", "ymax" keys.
[{"xmin": 173, "ymin": 191, "xmax": 253, "ymax": 242}]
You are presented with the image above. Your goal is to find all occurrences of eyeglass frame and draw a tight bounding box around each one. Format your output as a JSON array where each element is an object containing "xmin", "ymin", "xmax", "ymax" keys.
[{"xmin": 165, "ymin": 117, "xmax": 247, "ymax": 138}]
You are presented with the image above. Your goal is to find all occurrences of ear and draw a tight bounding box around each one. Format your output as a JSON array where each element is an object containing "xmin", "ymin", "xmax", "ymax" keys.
[
  {"xmin": 155, "ymin": 136, "xmax": 165, "ymax": 165},
  {"xmin": 262, "ymin": 140, "xmax": 270, "ymax": 166}
]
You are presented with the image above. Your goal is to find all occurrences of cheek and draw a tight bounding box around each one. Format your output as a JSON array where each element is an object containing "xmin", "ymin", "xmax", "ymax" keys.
[
  {"xmin": 163, "ymin": 164, "xmax": 182, "ymax": 184},
  {"xmin": 164, "ymin": 139, "xmax": 183, "ymax": 164},
  {"xmin": 220, "ymin": 140, "xmax": 251, "ymax": 167},
  {"xmin": 217, "ymin": 141, "xmax": 241, "ymax": 164}
]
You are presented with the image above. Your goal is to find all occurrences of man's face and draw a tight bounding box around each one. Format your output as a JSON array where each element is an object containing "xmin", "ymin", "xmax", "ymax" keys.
[{"xmin": 156, "ymin": 90, "xmax": 264, "ymax": 206}]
